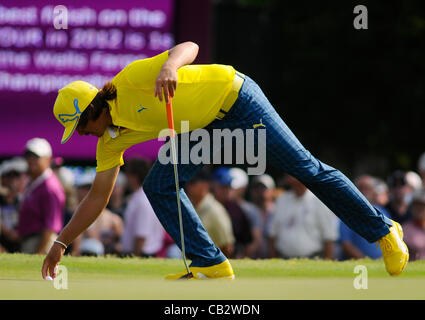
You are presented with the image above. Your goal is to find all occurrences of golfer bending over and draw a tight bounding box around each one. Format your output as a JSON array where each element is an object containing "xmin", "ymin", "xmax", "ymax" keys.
[{"xmin": 42, "ymin": 41, "xmax": 408, "ymax": 280}]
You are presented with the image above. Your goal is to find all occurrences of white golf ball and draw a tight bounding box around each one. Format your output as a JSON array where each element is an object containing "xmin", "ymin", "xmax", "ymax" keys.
[{"xmin": 45, "ymin": 276, "xmax": 53, "ymax": 281}]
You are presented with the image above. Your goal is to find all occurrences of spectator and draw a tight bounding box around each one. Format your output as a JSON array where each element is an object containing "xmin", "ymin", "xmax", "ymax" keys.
[
  {"xmin": 354, "ymin": 175, "xmax": 392, "ymax": 217},
  {"xmin": 185, "ymin": 167, "xmax": 235, "ymax": 258},
  {"xmin": 406, "ymin": 171, "xmax": 423, "ymax": 192},
  {"xmin": 247, "ymin": 174, "xmax": 276, "ymax": 258},
  {"xmin": 339, "ymin": 174, "xmax": 391, "ymax": 260},
  {"xmin": 374, "ymin": 177, "xmax": 389, "ymax": 207},
  {"xmin": 157, "ymin": 231, "xmax": 180, "ymax": 259},
  {"xmin": 107, "ymin": 172, "xmax": 127, "ymax": 218},
  {"xmin": 18, "ymin": 138, "xmax": 65, "ymax": 254},
  {"xmin": 120, "ymin": 158, "xmax": 164, "ymax": 257},
  {"xmin": 212, "ymin": 167, "xmax": 252, "ymax": 258},
  {"xmin": 402, "ymin": 190, "xmax": 425, "ymax": 261},
  {"xmin": 418, "ymin": 152, "xmax": 425, "ymax": 187},
  {"xmin": 51, "ymin": 158, "xmax": 78, "ymax": 228},
  {"xmin": 385, "ymin": 170, "xmax": 415, "ymax": 224},
  {"xmin": 249, "ymin": 174, "xmax": 276, "ymax": 214},
  {"xmin": 273, "ymin": 176, "xmax": 287, "ymax": 200},
  {"xmin": 269, "ymin": 175, "xmax": 339, "ymax": 259},
  {"xmin": 354, "ymin": 175, "xmax": 376, "ymax": 203},
  {"xmin": 73, "ymin": 170, "xmax": 123, "ymax": 256},
  {"xmin": 228, "ymin": 167, "xmax": 263, "ymax": 259},
  {"xmin": 0, "ymin": 158, "xmax": 27, "ymax": 252}
]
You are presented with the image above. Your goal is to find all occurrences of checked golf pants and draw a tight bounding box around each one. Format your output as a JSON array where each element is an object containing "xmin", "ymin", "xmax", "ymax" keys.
[{"xmin": 143, "ymin": 75, "xmax": 392, "ymax": 267}]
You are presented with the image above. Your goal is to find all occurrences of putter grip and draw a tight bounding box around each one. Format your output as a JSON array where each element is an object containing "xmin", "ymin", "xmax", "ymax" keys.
[{"xmin": 166, "ymin": 98, "xmax": 175, "ymax": 138}]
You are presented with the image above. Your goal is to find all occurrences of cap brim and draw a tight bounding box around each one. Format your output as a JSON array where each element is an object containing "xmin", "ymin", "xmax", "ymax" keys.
[{"xmin": 61, "ymin": 120, "xmax": 78, "ymax": 144}]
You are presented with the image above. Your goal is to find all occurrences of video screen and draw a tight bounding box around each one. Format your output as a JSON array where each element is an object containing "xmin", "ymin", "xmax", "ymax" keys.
[{"xmin": 0, "ymin": 0, "xmax": 175, "ymax": 160}]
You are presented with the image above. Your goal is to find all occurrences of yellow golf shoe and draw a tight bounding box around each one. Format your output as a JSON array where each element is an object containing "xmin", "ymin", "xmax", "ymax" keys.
[
  {"xmin": 377, "ymin": 220, "xmax": 409, "ymax": 276},
  {"xmin": 165, "ymin": 259, "xmax": 235, "ymax": 280}
]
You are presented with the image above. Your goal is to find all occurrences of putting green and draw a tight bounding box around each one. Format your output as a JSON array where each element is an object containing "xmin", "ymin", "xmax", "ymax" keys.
[{"xmin": 1, "ymin": 254, "xmax": 424, "ymax": 300}]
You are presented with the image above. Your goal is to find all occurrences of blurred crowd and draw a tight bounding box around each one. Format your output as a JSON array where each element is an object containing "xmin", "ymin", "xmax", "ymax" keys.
[{"xmin": 1, "ymin": 137, "xmax": 425, "ymax": 262}]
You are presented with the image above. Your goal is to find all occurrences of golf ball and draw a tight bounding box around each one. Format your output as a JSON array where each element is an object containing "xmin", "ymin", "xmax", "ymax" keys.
[{"xmin": 45, "ymin": 276, "xmax": 53, "ymax": 281}]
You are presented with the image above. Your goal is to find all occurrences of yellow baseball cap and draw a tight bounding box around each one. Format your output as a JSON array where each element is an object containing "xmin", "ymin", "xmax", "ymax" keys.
[{"xmin": 53, "ymin": 81, "xmax": 99, "ymax": 144}]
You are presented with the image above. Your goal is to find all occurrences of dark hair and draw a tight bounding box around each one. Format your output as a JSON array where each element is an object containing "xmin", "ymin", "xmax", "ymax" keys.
[
  {"xmin": 77, "ymin": 82, "xmax": 117, "ymax": 129},
  {"xmin": 187, "ymin": 166, "xmax": 212, "ymax": 184},
  {"xmin": 125, "ymin": 157, "xmax": 151, "ymax": 185},
  {"xmin": 387, "ymin": 170, "xmax": 407, "ymax": 188}
]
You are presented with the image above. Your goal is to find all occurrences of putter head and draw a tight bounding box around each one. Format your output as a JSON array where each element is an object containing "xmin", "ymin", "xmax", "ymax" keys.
[{"xmin": 179, "ymin": 272, "xmax": 194, "ymax": 280}]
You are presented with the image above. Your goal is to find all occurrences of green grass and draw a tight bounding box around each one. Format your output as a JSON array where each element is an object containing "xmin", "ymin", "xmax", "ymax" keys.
[{"xmin": 1, "ymin": 253, "xmax": 425, "ymax": 300}]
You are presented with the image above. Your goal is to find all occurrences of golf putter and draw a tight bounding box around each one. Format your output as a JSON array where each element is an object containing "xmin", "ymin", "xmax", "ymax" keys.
[{"xmin": 165, "ymin": 96, "xmax": 193, "ymax": 279}]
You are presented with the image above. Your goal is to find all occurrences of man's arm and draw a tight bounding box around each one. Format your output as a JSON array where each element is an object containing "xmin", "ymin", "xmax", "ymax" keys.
[
  {"xmin": 155, "ymin": 41, "xmax": 199, "ymax": 103},
  {"xmin": 57, "ymin": 166, "xmax": 120, "ymax": 245},
  {"xmin": 41, "ymin": 165, "xmax": 120, "ymax": 279}
]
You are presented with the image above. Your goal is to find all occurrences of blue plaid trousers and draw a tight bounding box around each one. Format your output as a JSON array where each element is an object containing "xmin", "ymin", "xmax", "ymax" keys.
[{"xmin": 143, "ymin": 75, "xmax": 392, "ymax": 267}]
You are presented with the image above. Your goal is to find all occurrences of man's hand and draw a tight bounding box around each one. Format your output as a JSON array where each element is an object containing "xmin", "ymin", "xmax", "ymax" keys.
[
  {"xmin": 40, "ymin": 166, "xmax": 120, "ymax": 280},
  {"xmin": 155, "ymin": 63, "xmax": 177, "ymax": 104},
  {"xmin": 41, "ymin": 242, "xmax": 65, "ymax": 279},
  {"xmin": 154, "ymin": 41, "xmax": 199, "ymax": 104}
]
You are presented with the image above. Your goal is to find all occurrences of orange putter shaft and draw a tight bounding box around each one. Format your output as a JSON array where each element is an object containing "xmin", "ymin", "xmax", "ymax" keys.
[
  {"xmin": 166, "ymin": 97, "xmax": 175, "ymax": 138},
  {"xmin": 165, "ymin": 95, "xmax": 191, "ymax": 276}
]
